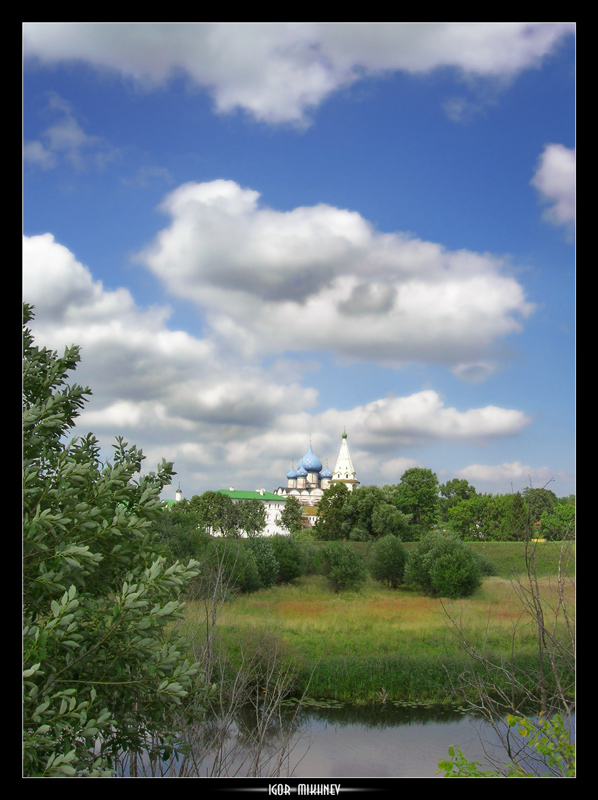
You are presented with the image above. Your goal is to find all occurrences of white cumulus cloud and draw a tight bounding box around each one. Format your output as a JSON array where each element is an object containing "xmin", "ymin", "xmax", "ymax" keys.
[
  {"xmin": 23, "ymin": 232, "xmax": 536, "ymax": 495},
  {"xmin": 138, "ymin": 180, "xmax": 535, "ymax": 374},
  {"xmin": 531, "ymin": 144, "xmax": 576, "ymax": 239},
  {"xmin": 23, "ymin": 22, "xmax": 574, "ymax": 125}
]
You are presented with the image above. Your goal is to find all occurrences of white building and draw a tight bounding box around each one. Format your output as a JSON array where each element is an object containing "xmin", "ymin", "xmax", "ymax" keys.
[
  {"xmin": 215, "ymin": 488, "xmax": 288, "ymax": 536},
  {"xmin": 275, "ymin": 431, "xmax": 359, "ymax": 506},
  {"xmin": 171, "ymin": 431, "xmax": 359, "ymax": 535}
]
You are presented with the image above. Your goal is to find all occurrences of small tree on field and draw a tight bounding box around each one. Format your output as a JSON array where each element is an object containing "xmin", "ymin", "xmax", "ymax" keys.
[
  {"xmin": 269, "ymin": 535, "xmax": 302, "ymax": 584},
  {"xmin": 405, "ymin": 531, "xmax": 481, "ymax": 598},
  {"xmin": 155, "ymin": 506, "xmax": 210, "ymax": 562},
  {"xmin": 247, "ymin": 537, "xmax": 279, "ymax": 589},
  {"xmin": 394, "ymin": 468, "xmax": 439, "ymax": 540},
  {"xmin": 202, "ymin": 538, "xmax": 262, "ymax": 595},
  {"xmin": 368, "ymin": 535, "xmax": 407, "ymax": 589},
  {"xmin": 321, "ymin": 542, "xmax": 367, "ymax": 593},
  {"xmin": 314, "ymin": 483, "xmax": 351, "ymax": 540},
  {"xmin": 500, "ymin": 491, "xmax": 529, "ymax": 541}
]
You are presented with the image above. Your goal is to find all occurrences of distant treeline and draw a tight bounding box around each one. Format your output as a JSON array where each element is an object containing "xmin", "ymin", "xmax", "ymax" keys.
[{"xmin": 161, "ymin": 469, "xmax": 575, "ymax": 547}]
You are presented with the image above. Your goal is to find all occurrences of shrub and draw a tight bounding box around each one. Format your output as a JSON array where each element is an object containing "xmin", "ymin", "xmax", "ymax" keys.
[
  {"xmin": 348, "ymin": 526, "xmax": 371, "ymax": 542},
  {"xmin": 269, "ymin": 535, "xmax": 302, "ymax": 584},
  {"xmin": 296, "ymin": 538, "xmax": 323, "ymax": 575},
  {"xmin": 368, "ymin": 534, "xmax": 407, "ymax": 589},
  {"xmin": 22, "ymin": 305, "xmax": 203, "ymax": 776},
  {"xmin": 246, "ymin": 537, "xmax": 280, "ymax": 589},
  {"xmin": 473, "ymin": 551, "xmax": 498, "ymax": 577},
  {"xmin": 321, "ymin": 542, "xmax": 367, "ymax": 593},
  {"xmin": 204, "ymin": 538, "xmax": 262, "ymax": 594},
  {"xmin": 405, "ymin": 531, "xmax": 482, "ymax": 598}
]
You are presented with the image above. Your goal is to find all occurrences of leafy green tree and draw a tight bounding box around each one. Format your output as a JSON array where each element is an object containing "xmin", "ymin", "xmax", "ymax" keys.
[
  {"xmin": 368, "ymin": 535, "xmax": 407, "ymax": 589},
  {"xmin": 237, "ymin": 498, "xmax": 267, "ymax": 538},
  {"xmin": 187, "ymin": 491, "xmax": 240, "ymax": 537},
  {"xmin": 155, "ymin": 505, "xmax": 209, "ymax": 562},
  {"xmin": 539, "ymin": 503, "xmax": 576, "ymax": 541},
  {"xmin": 447, "ymin": 494, "xmax": 489, "ymax": 540},
  {"xmin": 438, "ymin": 478, "xmax": 478, "ymax": 524},
  {"xmin": 269, "ymin": 535, "xmax": 302, "ymax": 583},
  {"xmin": 559, "ymin": 494, "xmax": 576, "ymax": 507},
  {"xmin": 500, "ymin": 491, "xmax": 530, "ymax": 541},
  {"xmin": 405, "ymin": 531, "xmax": 482, "ymax": 598},
  {"xmin": 342, "ymin": 485, "xmax": 411, "ymax": 540},
  {"xmin": 203, "ymin": 538, "xmax": 262, "ymax": 594},
  {"xmin": 23, "ymin": 305, "xmax": 203, "ymax": 776},
  {"xmin": 247, "ymin": 537, "xmax": 279, "ymax": 588},
  {"xmin": 344, "ymin": 485, "xmax": 383, "ymax": 539},
  {"xmin": 321, "ymin": 542, "xmax": 367, "ymax": 593},
  {"xmin": 280, "ymin": 495, "xmax": 304, "ymax": 535},
  {"xmin": 371, "ymin": 501, "xmax": 411, "ymax": 539},
  {"xmin": 478, "ymin": 493, "xmax": 524, "ymax": 541},
  {"xmin": 313, "ymin": 483, "xmax": 351, "ymax": 540},
  {"xmin": 394, "ymin": 468, "xmax": 439, "ymax": 539},
  {"xmin": 523, "ymin": 487, "xmax": 558, "ymax": 523}
]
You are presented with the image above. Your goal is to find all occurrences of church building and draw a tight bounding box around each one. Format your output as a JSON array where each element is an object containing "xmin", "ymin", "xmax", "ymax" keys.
[
  {"xmin": 274, "ymin": 431, "xmax": 359, "ymax": 506},
  {"xmin": 170, "ymin": 431, "xmax": 359, "ymax": 536}
]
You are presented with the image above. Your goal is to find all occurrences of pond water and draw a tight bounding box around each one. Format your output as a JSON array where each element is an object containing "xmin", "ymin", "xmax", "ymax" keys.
[
  {"xmin": 161, "ymin": 703, "xmax": 530, "ymax": 779},
  {"xmin": 129, "ymin": 703, "xmax": 573, "ymax": 778},
  {"xmin": 277, "ymin": 704, "xmax": 503, "ymax": 778}
]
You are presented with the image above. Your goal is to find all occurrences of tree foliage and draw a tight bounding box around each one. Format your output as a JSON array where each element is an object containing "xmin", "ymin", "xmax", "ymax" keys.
[
  {"xmin": 313, "ymin": 483, "xmax": 351, "ymax": 540},
  {"xmin": 155, "ymin": 506, "xmax": 210, "ymax": 562},
  {"xmin": 280, "ymin": 494, "xmax": 304, "ymax": 536},
  {"xmin": 523, "ymin": 487, "xmax": 558, "ymax": 522},
  {"xmin": 23, "ymin": 305, "xmax": 203, "ymax": 776},
  {"xmin": 320, "ymin": 542, "xmax": 367, "ymax": 593},
  {"xmin": 247, "ymin": 537, "xmax": 280, "ymax": 588},
  {"xmin": 183, "ymin": 491, "xmax": 240, "ymax": 537},
  {"xmin": 539, "ymin": 502, "xmax": 576, "ymax": 541},
  {"xmin": 438, "ymin": 478, "xmax": 478, "ymax": 524},
  {"xmin": 368, "ymin": 534, "xmax": 407, "ymax": 589},
  {"xmin": 405, "ymin": 531, "xmax": 482, "ymax": 598},
  {"xmin": 394, "ymin": 468, "xmax": 439, "ymax": 538},
  {"xmin": 269, "ymin": 535, "xmax": 302, "ymax": 584}
]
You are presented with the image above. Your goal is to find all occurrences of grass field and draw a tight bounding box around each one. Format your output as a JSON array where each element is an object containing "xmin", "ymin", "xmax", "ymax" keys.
[{"xmin": 181, "ymin": 541, "xmax": 575, "ymax": 703}]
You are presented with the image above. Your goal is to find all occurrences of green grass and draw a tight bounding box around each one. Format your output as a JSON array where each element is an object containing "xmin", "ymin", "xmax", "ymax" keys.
[
  {"xmin": 182, "ymin": 542, "xmax": 575, "ymax": 704},
  {"xmin": 464, "ymin": 540, "xmax": 575, "ymax": 578},
  {"xmin": 315, "ymin": 539, "xmax": 575, "ymax": 579}
]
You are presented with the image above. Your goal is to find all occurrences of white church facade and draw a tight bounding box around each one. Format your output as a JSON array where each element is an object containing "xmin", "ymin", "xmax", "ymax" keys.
[
  {"xmin": 172, "ymin": 431, "xmax": 359, "ymax": 536},
  {"xmin": 274, "ymin": 431, "xmax": 359, "ymax": 507}
]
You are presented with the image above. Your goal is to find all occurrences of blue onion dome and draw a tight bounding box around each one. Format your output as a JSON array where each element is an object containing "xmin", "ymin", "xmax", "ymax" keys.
[
  {"xmin": 320, "ymin": 462, "xmax": 333, "ymax": 479},
  {"xmin": 286, "ymin": 462, "xmax": 298, "ymax": 479},
  {"xmin": 296, "ymin": 464, "xmax": 308, "ymax": 478},
  {"xmin": 302, "ymin": 442, "xmax": 322, "ymax": 472}
]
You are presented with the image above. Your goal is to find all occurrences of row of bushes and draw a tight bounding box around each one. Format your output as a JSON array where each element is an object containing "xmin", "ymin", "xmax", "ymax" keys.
[
  {"xmin": 321, "ymin": 531, "xmax": 492, "ymax": 598},
  {"xmin": 194, "ymin": 530, "xmax": 492, "ymax": 599}
]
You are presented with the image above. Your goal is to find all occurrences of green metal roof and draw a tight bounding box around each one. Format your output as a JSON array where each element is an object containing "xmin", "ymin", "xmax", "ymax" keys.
[{"xmin": 216, "ymin": 489, "xmax": 286, "ymax": 502}]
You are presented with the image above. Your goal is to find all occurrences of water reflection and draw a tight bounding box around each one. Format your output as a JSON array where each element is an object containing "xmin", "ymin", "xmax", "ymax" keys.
[
  {"xmin": 163, "ymin": 703, "xmax": 507, "ymax": 778},
  {"xmin": 131, "ymin": 703, "xmax": 573, "ymax": 778},
  {"xmin": 286, "ymin": 704, "xmax": 496, "ymax": 778}
]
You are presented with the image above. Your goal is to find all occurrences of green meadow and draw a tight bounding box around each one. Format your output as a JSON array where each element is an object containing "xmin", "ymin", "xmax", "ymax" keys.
[{"xmin": 181, "ymin": 541, "xmax": 575, "ymax": 704}]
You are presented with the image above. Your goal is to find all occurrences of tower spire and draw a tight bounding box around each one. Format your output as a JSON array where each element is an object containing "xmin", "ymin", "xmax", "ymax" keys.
[{"xmin": 332, "ymin": 430, "xmax": 359, "ymax": 491}]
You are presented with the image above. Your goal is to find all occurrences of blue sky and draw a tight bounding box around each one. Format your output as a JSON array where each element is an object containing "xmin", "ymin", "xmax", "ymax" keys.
[{"xmin": 23, "ymin": 23, "xmax": 575, "ymax": 501}]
